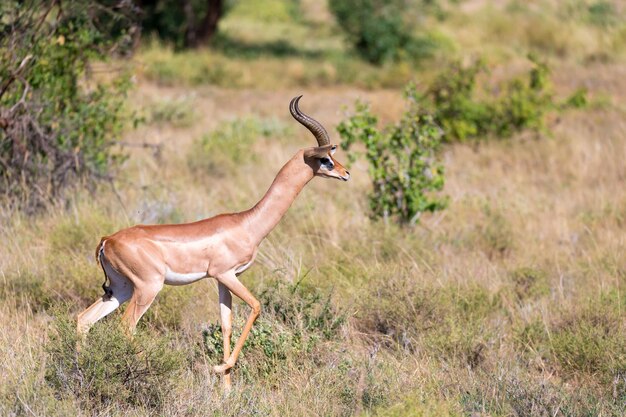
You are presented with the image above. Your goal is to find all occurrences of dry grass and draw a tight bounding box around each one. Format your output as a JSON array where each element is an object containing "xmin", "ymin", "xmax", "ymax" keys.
[{"xmin": 2, "ymin": 1, "xmax": 626, "ymax": 416}]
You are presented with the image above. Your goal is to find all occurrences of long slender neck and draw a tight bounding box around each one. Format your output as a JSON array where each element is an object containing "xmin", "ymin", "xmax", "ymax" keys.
[{"xmin": 244, "ymin": 151, "xmax": 314, "ymax": 245}]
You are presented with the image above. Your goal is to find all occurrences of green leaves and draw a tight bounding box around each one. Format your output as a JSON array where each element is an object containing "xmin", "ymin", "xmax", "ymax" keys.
[
  {"xmin": 329, "ymin": 0, "xmax": 427, "ymax": 65},
  {"xmin": 338, "ymin": 86, "xmax": 447, "ymax": 224},
  {"xmin": 0, "ymin": 1, "xmax": 137, "ymax": 210},
  {"xmin": 419, "ymin": 56, "xmax": 568, "ymax": 142}
]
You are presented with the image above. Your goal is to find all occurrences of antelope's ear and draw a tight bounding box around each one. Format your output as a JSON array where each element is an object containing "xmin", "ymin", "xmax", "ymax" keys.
[
  {"xmin": 330, "ymin": 144, "xmax": 337, "ymax": 155},
  {"xmin": 304, "ymin": 144, "xmax": 333, "ymax": 159}
]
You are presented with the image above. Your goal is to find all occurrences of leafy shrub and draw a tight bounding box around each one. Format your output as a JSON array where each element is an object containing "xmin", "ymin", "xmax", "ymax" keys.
[
  {"xmin": 337, "ymin": 85, "xmax": 447, "ymax": 224},
  {"xmin": 419, "ymin": 56, "xmax": 590, "ymax": 143},
  {"xmin": 563, "ymin": 87, "xmax": 589, "ymax": 109},
  {"xmin": 204, "ymin": 318, "xmax": 297, "ymax": 380},
  {"xmin": 329, "ymin": 0, "xmax": 422, "ymax": 64},
  {"xmin": 45, "ymin": 309, "xmax": 183, "ymax": 411},
  {"xmin": 419, "ymin": 56, "xmax": 558, "ymax": 142},
  {"xmin": 0, "ymin": 1, "xmax": 136, "ymax": 211}
]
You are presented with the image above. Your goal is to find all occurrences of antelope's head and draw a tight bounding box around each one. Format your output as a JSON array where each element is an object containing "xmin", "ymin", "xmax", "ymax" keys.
[{"xmin": 290, "ymin": 96, "xmax": 350, "ymax": 182}]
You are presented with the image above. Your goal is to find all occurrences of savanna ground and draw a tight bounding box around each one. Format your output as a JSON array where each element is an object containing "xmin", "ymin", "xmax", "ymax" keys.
[{"xmin": 2, "ymin": 0, "xmax": 626, "ymax": 415}]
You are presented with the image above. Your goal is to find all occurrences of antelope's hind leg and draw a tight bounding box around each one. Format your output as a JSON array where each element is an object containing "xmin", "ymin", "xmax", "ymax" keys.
[{"xmin": 77, "ymin": 270, "xmax": 133, "ymax": 337}]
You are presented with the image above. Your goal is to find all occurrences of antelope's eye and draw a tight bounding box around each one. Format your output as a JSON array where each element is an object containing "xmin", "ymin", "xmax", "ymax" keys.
[{"xmin": 320, "ymin": 157, "xmax": 332, "ymax": 166}]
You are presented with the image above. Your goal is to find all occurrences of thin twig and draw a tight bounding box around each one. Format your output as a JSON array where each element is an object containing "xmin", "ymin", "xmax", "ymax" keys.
[{"xmin": 0, "ymin": 55, "xmax": 33, "ymax": 100}]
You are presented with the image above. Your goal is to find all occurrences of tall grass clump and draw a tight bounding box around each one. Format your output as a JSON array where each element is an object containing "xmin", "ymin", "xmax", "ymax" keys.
[
  {"xmin": 188, "ymin": 116, "xmax": 291, "ymax": 177},
  {"xmin": 338, "ymin": 85, "xmax": 446, "ymax": 224},
  {"xmin": 45, "ymin": 308, "xmax": 183, "ymax": 412},
  {"xmin": 514, "ymin": 291, "xmax": 626, "ymax": 403},
  {"xmin": 145, "ymin": 94, "xmax": 197, "ymax": 128},
  {"xmin": 0, "ymin": 208, "xmax": 118, "ymax": 313},
  {"xmin": 357, "ymin": 274, "xmax": 500, "ymax": 368},
  {"xmin": 141, "ymin": 44, "xmax": 243, "ymax": 87},
  {"xmin": 550, "ymin": 293, "xmax": 626, "ymax": 385}
]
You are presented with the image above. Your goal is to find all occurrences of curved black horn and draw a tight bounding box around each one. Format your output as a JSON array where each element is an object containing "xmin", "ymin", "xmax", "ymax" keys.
[{"xmin": 289, "ymin": 95, "xmax": 330, "ymax": 146}]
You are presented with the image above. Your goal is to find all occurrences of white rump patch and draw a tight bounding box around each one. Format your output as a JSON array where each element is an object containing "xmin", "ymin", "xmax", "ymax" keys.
[{"xmin": 164, "ymin": 269, "xmax": 207, "ymax": 286}]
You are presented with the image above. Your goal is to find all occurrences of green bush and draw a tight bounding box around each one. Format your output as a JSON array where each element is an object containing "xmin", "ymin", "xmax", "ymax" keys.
[
  {"xmin": 419, "ymin": 57, "xmax": 587, "ymax": 142},
  {"xmin": 420, "ymin": 56, "xmax": 591, "ymax": 143},
  {"xmin": 0, "ymin": 1, "xmax": 136, "ymax": 211},
  {"xmin": 420, "ymin": 57, "xmax": 554, "ymax": 142},
  {"xmin": 337, "ymin": 85, "xmax": 447, "ymax": 224},
  {"xmin": 329, "ymin": 0, "xmax": 422, "ymax": 64},
  {"xmin": 45, "ymin": 309, "xmax": 183, "ymax": 411},
  {"xmin": 586, "ymin": 1, "xmax": 620, "ymax": 28},
  {"xmin": 140, "ymin": 0, "xmax": 230, "ymax": 48}
]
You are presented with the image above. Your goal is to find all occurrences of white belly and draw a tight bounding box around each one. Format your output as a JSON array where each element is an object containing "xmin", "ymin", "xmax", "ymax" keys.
[{"xmin": 164, "ymin": 269, "xmax": 207, "ymax": 286}]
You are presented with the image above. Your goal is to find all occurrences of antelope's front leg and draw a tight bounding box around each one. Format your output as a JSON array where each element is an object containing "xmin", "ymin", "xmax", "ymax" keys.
[
  {"xmin": 213, "ymin": 271, "xmax": 260, "ymax": 374},
  {"xmin": 218, "ymin": 282, "xmax": 233, "ymax": 391}
]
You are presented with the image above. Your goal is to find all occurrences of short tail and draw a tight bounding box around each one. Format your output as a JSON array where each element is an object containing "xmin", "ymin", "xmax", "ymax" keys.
[{"xmin": 96, "ymin": 238, "xmax": 113, "ymax": 298}]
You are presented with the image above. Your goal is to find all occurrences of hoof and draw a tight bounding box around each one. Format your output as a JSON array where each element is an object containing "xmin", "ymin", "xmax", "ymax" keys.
[{"xmin": 213, "ymin": 362, "xmax": 233, "ymax": 374}]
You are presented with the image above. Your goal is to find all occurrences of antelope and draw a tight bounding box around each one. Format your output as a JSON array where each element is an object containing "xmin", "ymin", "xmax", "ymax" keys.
[{"xmin": 76, "ymin": 96, "xmax": 350, "ymax": 389}]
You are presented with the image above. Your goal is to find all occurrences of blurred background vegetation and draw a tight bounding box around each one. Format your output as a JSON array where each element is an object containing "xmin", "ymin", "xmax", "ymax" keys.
[{"xmin": 1, "ymin": 0, "xmax": 626, "ymax": 416}]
